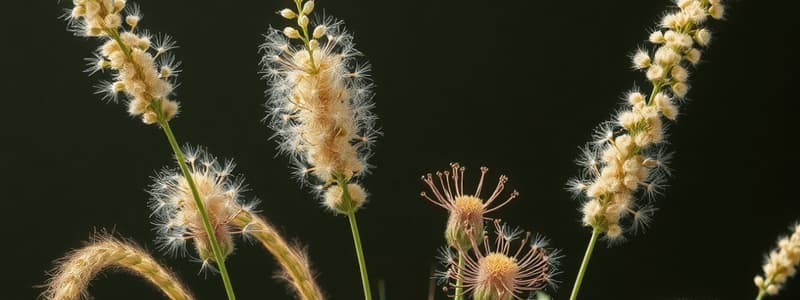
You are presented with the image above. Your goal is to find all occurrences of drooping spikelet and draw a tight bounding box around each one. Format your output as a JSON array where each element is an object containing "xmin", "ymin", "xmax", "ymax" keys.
[
  {"xmin": 64, "ymin": 0, "xmax": 181, "ymax": 124},
  {"xmin": 43, "ymin": 234, "xmax": 193, "ymax": 300},
  {"xmin": 438, "ymin": 221, "xmax": 560, "ymax": 300},
  {"xmin": 231, "ymin": 209, "xmax": 325, "ymax": 300},
  {"xmin": 150, "ymin": 147, "xmax": 324, "ymax": 299},
  {"xmin": 421, "ymin": 163, "xmax": 519, "ymax": 249},
  {"xmin": 261, "ymin": 0, "xmax": 378, "ymax": 211},
  {"xmin": 754, "ymin": 224, "xmax": 800, "ymax": 298},
  {"xmin": 567, "ymin": 0, "xmax": 725, "ymax": 241}
]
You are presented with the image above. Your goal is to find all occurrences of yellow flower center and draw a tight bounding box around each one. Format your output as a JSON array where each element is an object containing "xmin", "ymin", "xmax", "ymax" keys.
[
  {"xmin": 479, "ymin": 253, "xmax": 519, "ymax": 290},
  {"xmin": 454, "ymin": 195, "xmax": 484, "ymax": 223}
]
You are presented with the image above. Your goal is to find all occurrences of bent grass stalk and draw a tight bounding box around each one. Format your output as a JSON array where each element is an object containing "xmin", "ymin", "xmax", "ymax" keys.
[
  {"xmin": 337, "ymin": 175, "xmax": 373, "ymax": 300},
  {"xmin": 231, "ymin": 210, "xmax": 324, "ymax": 300},
  {"xmin": 44, "ymin": 237, "xmax": 193, "ymax": 300}
]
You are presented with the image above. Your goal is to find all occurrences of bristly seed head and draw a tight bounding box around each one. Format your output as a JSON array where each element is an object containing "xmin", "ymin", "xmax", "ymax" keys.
[
  {"xmin": 262, "ymin": 0, "xmax": 378, "ymax": 208},
  {"xmin": 149, "ymin": 146, "xmax": 254, "ymax": 265}
]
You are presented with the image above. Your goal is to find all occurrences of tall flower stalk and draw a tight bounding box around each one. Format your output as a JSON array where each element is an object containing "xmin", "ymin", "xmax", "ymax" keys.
[
  {"xmin": 261, "ymin": 0, "xmax": 378, "ymax": 298},
  {"xmin": 63, "ymin": 1, "xmax": 236, "ymax": 298},
  {"xmin": 566, "ymin": 1, "xmax": 725, "ymax": 299}
]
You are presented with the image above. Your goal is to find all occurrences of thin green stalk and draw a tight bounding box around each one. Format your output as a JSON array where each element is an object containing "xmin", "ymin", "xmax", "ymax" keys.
[
  {"xmin": 454, "ymin": 252, "xmax": 465, "ymax": 300},
  {"xmin": 569, "ymin": 227, "xmax": 601, "ymax": 300},
  {"xmin": 101, "ymin": 15, "xmax": 238, "ymax": 300},
  {"xmin": 337, "ymin": 176, "xmax": 373, "ymax": 300},
  {"xmin": 159, "ymin": 117, "xmax": 237, "ymax": 300},
  {"xmin": 293, "ymin": 0, "xmax": 318, "ymax": 73},
  {"xmin": 755, "ymin": 277, "xmax": 772, "ymax": 300},
  {"xmin": 756, "ymin": 290, "xmax": 766, "ymax": 300}
]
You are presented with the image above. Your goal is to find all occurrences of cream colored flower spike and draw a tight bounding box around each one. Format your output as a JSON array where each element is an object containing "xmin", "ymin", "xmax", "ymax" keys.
[
  {"xmin": 567, "ymin": 0, "xmax": 726, "ymax": 242},
  {"xmin": 65, "ymin": 0, "xmax": 180, "ymax": 124},
  {"xmin": 755, "ymin": 224, "xmax": 800, "ymax": 299}
]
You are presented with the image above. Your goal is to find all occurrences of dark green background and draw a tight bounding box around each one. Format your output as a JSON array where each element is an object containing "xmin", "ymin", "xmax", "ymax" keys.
[{"xmin": 1, "ymin": 0, "xmax": 796, "ymax": 299}]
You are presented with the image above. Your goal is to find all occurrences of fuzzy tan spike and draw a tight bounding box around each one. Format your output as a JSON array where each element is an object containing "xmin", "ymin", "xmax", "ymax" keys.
[
  {"xmin": 232, "ymin": 210, "xmax": 324, "ymax": 300},
  {"xmin": 43, "ymin": 235, "xmax": 193, "ymax": 300}
]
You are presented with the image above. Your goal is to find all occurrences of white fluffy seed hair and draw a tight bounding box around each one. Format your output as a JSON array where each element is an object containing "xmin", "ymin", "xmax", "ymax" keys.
[
  {"xmin": 567, "ymin": 0, "xmax": 725, "ymax": 242},
  {"xmin": 260, "ymin": 15, "xmax": 379, "ymax": 186},
  {"xmin": 148, "ymin": 146, "xmax": 254, "ymax": 258}
]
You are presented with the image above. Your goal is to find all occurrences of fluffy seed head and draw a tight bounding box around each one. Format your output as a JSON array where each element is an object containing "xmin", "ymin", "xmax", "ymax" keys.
[
  {"xmin": 261, "ymin": 14, "xmax": 379, "ymax": 187},
  {"xmin": 149, "ymin": 147, "xmax": 251, "ymax": 263}
]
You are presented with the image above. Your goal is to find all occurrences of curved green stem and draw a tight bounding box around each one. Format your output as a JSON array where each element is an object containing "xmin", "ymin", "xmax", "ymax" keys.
[
  {"xmin": 454, "ymin": 251, "xmax": 465, "ymax": 300},
  {"xmin": 336, "ymin": 176, "xmax": 373, "ymax": 300},
  {"xmin": 569, "ymin": 227, "xmax": 600, "ymax": 300},
  {"xmin": 159, "ymin": 118, "xmax": 237, "ymax": 300}
]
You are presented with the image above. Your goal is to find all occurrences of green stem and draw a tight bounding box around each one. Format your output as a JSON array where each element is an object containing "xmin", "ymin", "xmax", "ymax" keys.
[
  {"xmin": 347, "ymin": 211, "xmax": 372, "ymax": 300},
  {"xmin": 454, "ymin": 251, "xmax": 465, "ymax": 300},
  {"xmin": 337, "ymin": 176, "xmax": 373, "ymax": 300},
  {"xmin": 755, "ymin": 277, "xmax": 772, "ymax": 300},
  {"xmin": 159, "ymin": 118, "xmax": 237, "ymax": 300},
  {"xmin": 756, "ymin": 290, "xmax": 766, "ymax": 300},
  {"xmin": 105, "ymin": 24, "xmax": 237, "ymax": 300},
  {"xmin": 293, "ymin": 0, "xmax": 318, "ymax": 73},
  {"xmin": 569, "ymin": 227, "xmax": 601, "ymax": 300}
]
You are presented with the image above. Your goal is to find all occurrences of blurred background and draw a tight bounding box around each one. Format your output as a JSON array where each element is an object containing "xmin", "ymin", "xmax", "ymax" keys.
[{"xmin": 1, "ymin": 0, "xmax": 796, "ymax": 299}]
